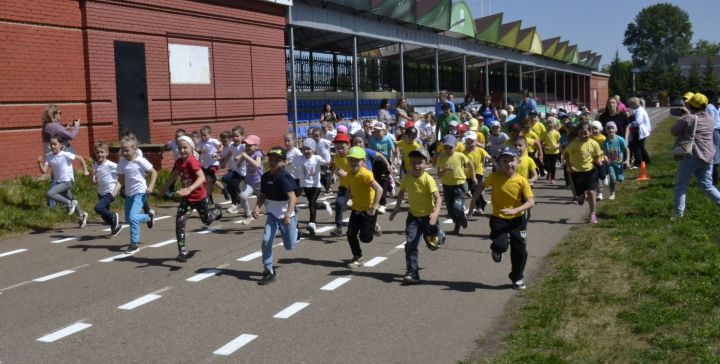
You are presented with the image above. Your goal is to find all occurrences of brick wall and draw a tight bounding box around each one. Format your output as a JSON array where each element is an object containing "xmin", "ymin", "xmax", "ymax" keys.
[{"xmin": 0, "ymin": 0, "xmax": 287, "ymax": 179}]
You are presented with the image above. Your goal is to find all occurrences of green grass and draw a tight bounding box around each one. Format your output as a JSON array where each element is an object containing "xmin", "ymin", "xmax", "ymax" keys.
[
  {"xmin": 468, "ymin": 116, "xmax": 720, "ymax": 363},
  {"xmin": 0, "ymin": 170, "xmax": 171, "ymax": 238}
]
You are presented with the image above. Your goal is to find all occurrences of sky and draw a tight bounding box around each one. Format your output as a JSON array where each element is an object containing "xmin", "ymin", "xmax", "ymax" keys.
[{"xmin": 468, "ymin": 0, "xmax": 720, "ymax": 67}]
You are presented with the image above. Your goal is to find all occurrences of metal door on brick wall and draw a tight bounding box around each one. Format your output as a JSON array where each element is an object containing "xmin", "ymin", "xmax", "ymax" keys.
[{"xmin": 114, "ymin": 41, "xmax": 150, "ymax": 143}]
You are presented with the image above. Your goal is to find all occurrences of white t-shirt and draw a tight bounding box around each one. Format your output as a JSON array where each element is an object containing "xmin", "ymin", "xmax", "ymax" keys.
[
  {"xmin": 348, "ymin": 120, "xmax": 362, "ymax": 135},
  {"xmin": 224, "ymin": 142, "xmax": 245, "ymax": 173},
  {"xmin": 315, "ymin": 138, "xmax": 332, "ymax": 162},
  {"xmin": 296, "ymin": 154, "xmax": 327, "ymax": 188},
  {"xmin": 93, "ymin": 160, "xmax": 117, "ymax": 195},
  {"xmin": 324, "ymin": 129, "xmax": 338, "ymax": 142},
  {"xmin": 265, "ymin": 199, "xmax": 295, "ymax": 220},
  {"xmin": 197, "ymin": 138, "xmax": 221, "ymax": 168},
  {"xmin": 117, "ymin": 157, "xmax": 154, "ymax": 196},
  {"xmin": 285, "ymin": 147, "xmax": 303, "ymax": 178},
  {"xmin": 45, "ymin": 151, "xmax": 76, "ymax": 183}
]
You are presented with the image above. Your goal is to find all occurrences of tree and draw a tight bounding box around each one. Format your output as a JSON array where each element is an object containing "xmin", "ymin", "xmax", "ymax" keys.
[
  {"xmin": 607, "ymin": 51, "xmax": 632, "ymax": 100},
  {"xmin": 702, "ymin": 56, "xmax": 719, "ymax": 98},
  {"xmin": 690, "ymin": 40, "xmax": 720, "ymax": 57},
  {"xmin": 686, "ymin": 62, "xmax": 702, "ymax": 91}
]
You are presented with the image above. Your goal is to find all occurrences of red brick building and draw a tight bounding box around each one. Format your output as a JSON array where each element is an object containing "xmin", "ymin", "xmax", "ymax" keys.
[{"xmin": 1, "ymin": 0, "xmax": 288, "ymax": 179}]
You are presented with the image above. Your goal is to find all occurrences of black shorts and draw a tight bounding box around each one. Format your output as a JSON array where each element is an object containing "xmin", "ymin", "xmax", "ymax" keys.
[{"xmin": 571, "ymin": 169, "xmax": 598, "ymax": 196}]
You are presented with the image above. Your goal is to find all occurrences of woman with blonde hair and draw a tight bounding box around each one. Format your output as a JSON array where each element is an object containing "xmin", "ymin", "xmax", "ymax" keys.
[{"xmin": 41, "ymin": 104, "xmax": 81, "ymax": 154}]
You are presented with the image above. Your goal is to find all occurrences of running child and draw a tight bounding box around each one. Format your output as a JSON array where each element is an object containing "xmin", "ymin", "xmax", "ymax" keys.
[
  {"xmin": 344, "ymin": 146, "xmax": 383, "ymax": 268},
  {"xmin": 158, "ymin": 136, "xmax": 222, "ymax": 261},
  {"xmin": 38, "ymin": 135, "xmax": 89, "ymax": 228},
  {"xmin": 112, "ymin": 136, "xmax": 158, "ymax": 252},
  {"xmin": 511, "ymin": 136, "xmax": 539, "ymax": 184},
  {"xmin": 601, "ymin": 121, "xmax": 630, "ymax": 200},
  {"xmin": 463, "ymin": 131, "xmax": 493, "ymax": 214},
  {"xmin": 541, "ymin": 117, "xmax": 561, "ymax": 184},
  {"xmin": 235, "ymin": 135, "xmax": 264, "ymax": 224},
  {"xmin": 295, "ymin": 138, "xmax": 330, "ymax": 235},
  {"xmin": 389, "ymin": 148, "xmax": 444, "ymax": 284},
  {"xmin": 435, "ymin": 134, "xmax": 475, "ymax": 235},
  {"xmin": 329, "ymin": 133, "xmax": 352, "ymax": 237},
  {"xmin": 564, "ymin": 122, "xmax": 604, "ymax": 224},
  {"xmin": 220, "ymin": 126, "xmax": 245, "ymax": 215},
  {"xmin": 351, "ymin": 132, "xmax": 392, "ymax": 213},
  {"xmin": 590, "ymin": 121, "xmax": 607, "ymax": 200},
  {"xmin": 283, "ymin": 132, "xmax": 304, "ymax": 199},
  {"xmin": 252, "ymin": 147, "xmax": 299, "ymax": 285},
  {"xmin": 90, "ymin": 140, "xmax": 122, "ymax": 235},
  {"xmin": 468, "ymin": 146, "xmax": 535, "ymax": 290},
  {"xmin": 196, "ymin": 126, "xmax": 223, "ymax": 204}
]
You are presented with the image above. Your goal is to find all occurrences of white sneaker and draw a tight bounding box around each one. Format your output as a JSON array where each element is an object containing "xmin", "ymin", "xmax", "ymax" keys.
[
  {"xmin": 307, "ymin": 222, "xmax": 316, "ymax": 235},
  {"xmin": 597, "ymin": 193, "xmax": 604, "ymax": 201},
  {"xmin": 323, "ymin": 201, "xmax": 333, "ymax": 216},
  {"xmin": 227, "ymin": 204, "xmax": 239, "ymax": 214},
  {"xmin": 609, "ymin": 193, "xmax": 616, "ymax": 200},
  {"xmin": 239, "ymin": 216, "xmax": 255, "ymax": 225},
  {"xmin": 377, "ymin": 205, "xmax": 386, "ymax": 214},
  {"xmin": 603, "ymin": 176, "xmax": 609, "ymax": 187},
  {"xmin": 374, "ymin": 223, "xmax": 382, "ymax": 237},
  {"xmin": 347, "ymin": 199, "xmax": 353, "ymax": 207},
  {"xmin": 79, "ymin": 212, "xmax": 88, "ymax": 228},
  {"xmin": 67, "ymin": 200, "xmax": 78, "ymax": 215}
]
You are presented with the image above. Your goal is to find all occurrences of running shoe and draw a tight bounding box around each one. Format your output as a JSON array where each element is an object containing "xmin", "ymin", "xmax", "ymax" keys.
[
  {"xmin": 307, "ymin": 222, "xmax": 316, "ymax": 235},
  {"xmin": 68, "ymin": 200, "xmax": 78, "ymax": 216},
  {"xmin": 330, "ymin": 227, "xmax": 343, "ymax": 237},
  {"xmin": 126, "ymin": 244, "xmax": 140, "ymax": 253},
  {"xmin": 513, "ymin": 279, "xmax": 526, "ymax": 290},
  {"xmin": 589, "ymin": 213, "xmax": 598, "ymax": 224},
  {"xmin": 258, "ymin": 269, "xmax": 276, "ymax": 285},
  {"xmin": 347, "ymin": 256, "xmax": 364, "ymax": 269},
  {"xmin": 176, "ymin": 250, "xmax": 189, "ymax": 262},
  {"xmin": 492, "ymin": 250, "xmax": 503, "ymax": 263},
  {"xmin": 147, "ymin": 209, "xmax": 156, "ymax": 229},
  {"xmin": 374, "ymin": 223, "xmax": 382, "ymax": 237},
  {"xmin": 403, "ymin": 273, "xmax": 420, "ymax": 284},
  {"xmin": 79, "ymin": 212, "xmax": 88, "ymax": 228}
]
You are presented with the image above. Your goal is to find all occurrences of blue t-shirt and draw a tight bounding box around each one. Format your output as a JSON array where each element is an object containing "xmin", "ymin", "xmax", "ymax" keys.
[
  {"xmin": 480, "ymin": 105, "xmax": 496, "ymax": 125},
  {"xmin": 369, "ymin": 135, "xmax": 394, "ymax": 160},
  {"xmin": 602, "ymin": 136, "xmax": 627, "ymax": 164},
  {"xmin": 363, "ymin": 148, "xmax": 377, "ymax": 168},
  {"xmin": 435, "ymin": 100, "xmax": 456, "ymax": 117},
  {"xmin": 261, "ymin": 169, "xmax": 296, "ymax": 201}
]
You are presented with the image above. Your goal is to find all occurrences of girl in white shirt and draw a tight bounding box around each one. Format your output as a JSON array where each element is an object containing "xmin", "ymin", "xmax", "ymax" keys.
[
  {"xmin": 38, "ymin": 135, "xmax": 89, "ymax": 228},
  {"xmin": 295, "ymin": 138, "xmax": 330, "ymax": 235},
  {"xmin": 112, "ymin": 136, "xmax": 158, "ymax": 252}
]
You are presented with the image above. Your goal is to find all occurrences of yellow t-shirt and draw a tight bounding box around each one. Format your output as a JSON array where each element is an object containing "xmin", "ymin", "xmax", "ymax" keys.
[
  {"xmin": 591, "ymin": 134, "xmax": 606, "ymax": 156},
  {"xmin": 565, "ymin": 138, "xmax": 602, "ymax": 172},
  {"xmin": 484, "ymin": 172, "xmax": 534, "ymax": 219},
  {"xmin": 468, "ymin": 118, "xmax": 479, "ymax": 132},
  {"xmin": 541, "ymin": 130, "xmax": 561, "ymax": 155},
  {"xmin": 333, "ymin": 154, "xmax": 351, "ymax": 187},
  {"xmin": 397, "ymin": 139, "xmax": 421, "ymax": 172},
  {"xmin": 399, "ymin": 171, "xmax": 438, "ymax": 217},
  {"xmin": 435, "ymin": 142, "xmax": 465, "ymax": 154},
  {"xmin": 348, "ymin": 167, "xmax": 376, "ymax": 211},
  {"xmin": 517, "ymin": 155, "xmax": 537, "ymax": 180},
  {"xmin": 530, "ymin": 121, "xmax": 546, "ymax": 140},
  {"xmin": 521, "ymin": 130, "xmax": 540, "ymax": 154},
  {"xmin": 435, "ymin": 151, "xmax": 471, "ymax": 186},
  {"xmin": 463, "ymin": 147, "xmax": 490, "ymax": 176}
]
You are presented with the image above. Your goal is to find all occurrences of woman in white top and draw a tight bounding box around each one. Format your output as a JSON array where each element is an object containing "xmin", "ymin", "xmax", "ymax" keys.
[
  {"xmin": 395, "ymin": 97, "xmax": 413, "ymax": 125},
  {"xmin": 378, "ymin": 98, "xmax": 394, "ymax": 130},
  {"xmin": 38, "ymin": 135, "xmax": 89, "ymax": 228},
  {"xmin": 627, "ymin": 97, "xmax": 652, "ymax": 167},
  {"xmin": 295, "ymin": 138, "xmax": 332, "ymax": 235}
]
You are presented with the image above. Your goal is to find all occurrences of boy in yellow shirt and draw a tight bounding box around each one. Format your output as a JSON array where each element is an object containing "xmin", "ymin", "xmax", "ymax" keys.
[
  {"xmin": 541, "ymin": 117, "xmax": 561, "ymax": 184},
  {"xmin": 344, "ymin": 146, "xmax": 384, "ymax": 268},
  {"xmin": 389, "ymin": 148, "xmax": 444, "ymax": 284},
  {"xmin": 329, "ymin": 133, "xmax": 353, "ymax": 236},
  {"xmin": 511, "ymin": 136, "xmax": 539, "ymax": 184},
  {"xmin": 395, "ymin": 127, "xmax": 422, "ymax": 178},
  {"xmin": 590, "ymin": 120, "xmax": 608, "ymax": 200},
  {"xmin": 436, "ymin": 134, "xmax": 475, "ymax": 235},
  {"xmin": 468, "ymin": 146, "xmax": 535, "ymax": 290},
  {"xmin": 463, "ymin": 131, "xmax": 493, "ymax": 214},
  {"xmin": 564, "ymin": 122, "xmax": 604, "ymax": 224}
]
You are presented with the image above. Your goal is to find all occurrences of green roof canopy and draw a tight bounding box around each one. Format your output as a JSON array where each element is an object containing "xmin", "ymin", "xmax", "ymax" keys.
[
  {"xmin": 473, "ymin": 13, "xmax": 502, "ymax": 43},
  {"xmin": 370, "ymin": 0, "xmax": 415, "ymax": 23},
  {"xmin": 448, "ymin": 1, "xmax": 475, "ymax": 37},
  {"xmin": 416, "ymin": 0, "xmax": 451, "ymax": 31},
  {"xmin": 517, "ymin": 27, "xmax": 542, "ymax": 54},
  {"xmin": 498, "ymin": 20, "xmax": 521, "ymax": 48},
  {"xmin": 542, "ymin": 37, "xmax": 560, "ymax": 57},
  {"xmin": 554, "ymin": 41, "xmax": 569, "ymax": 60},
  {"xmin": 564, "ymin": 45, "xmax": 578, "ymax": 63}
]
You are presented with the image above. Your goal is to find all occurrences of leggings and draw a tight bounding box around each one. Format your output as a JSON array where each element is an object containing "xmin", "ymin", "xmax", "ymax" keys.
[
  {"xmin": 47, "ymin": 181, "xmax": 83, "ymax": 218},
  {"xmin": 303, "ymin": 187, "xmax": 321, "ymax": 223},
  {"xmin": 176, "ymin": 196, "xmax": 221, "ymax": 253},
  {"xmin": 239, "ymin": 183, "xmax": 258, "ymax": 216},
  {"xmin": 543, "ymin": 154, "xmax": 559, "ymax": 180}
]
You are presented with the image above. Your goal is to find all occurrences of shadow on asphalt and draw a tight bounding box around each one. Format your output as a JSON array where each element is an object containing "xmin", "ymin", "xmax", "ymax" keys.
[
  {"xmin": 329, "ymin": 270, "xmax": 513, "ymax": 291},
  {"xmin": 115, "ymin": 250, "xmax": 201, "ymax": 271},
  {"xmin": 213, "ymin": 268, "xmax": 263, "ymax": 282},
  {"xmin": 67, "ymin": 243, "xmax": 127, "ymax": 252},
  {"xmin": 277, "ymin": 257, "xmax": 348, "ymax": 268},
  {"xmin": 31, "ymin": 227, "xmax": 62, "ymax": 235}
]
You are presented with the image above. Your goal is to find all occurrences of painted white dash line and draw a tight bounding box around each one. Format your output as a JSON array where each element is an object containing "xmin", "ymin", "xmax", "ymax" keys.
[
  {"xmin": 51, "ymin": 237, "xmax": 78, "ymax": 244},
  {"xmin": 33, "ymin": 270, "xmax": 75, "ymax": 282},
  {"xmin": 198, "ymin": 226, "xmax": 223, "ymax": 234},
  {"xmin": 37, "ymin": 322, "xmax": 92, "ymax": 343},
  {"xmin": 186, "ymin": 269, "xmax": 221, "ymax": 282},
  {"xmin": 320, "ymin": 277, "xmax": 351, "ymax": 291},
  {"xmin": 442, "ymin": 218, "xmax": 453, "ymax": 224},
  {"xmin": 314, "ymin": 225, "xmax": 334, "ymax": 234},
  {"xmin": 237, "ymin": 251, "xmax": 262, "ymax": 262},
  {"xmin": 387, "ymin": 201, "xmax": 397, "ymax": 207},
  {"xmin": 343, "ymin": 217, "xmax": 350, "ymax": 223},
  {"xmin": 99, "ymin": 250, "xmax": 139, "ymax": 263},
  {"xmin": 118, "ymin": 294, "xmax": 162, "ymax": 310},
  {"xmin": 154, "ymin": 215, "xmax": 172, "ymax": 222},
  {"xmin": 214, "ymin": 334, "xmax": 258, "ymax": 356},
  {"xmin": 273, "ymin": 302, "xmax": 309, "ymax": 319},
  {"xmin": 395, "ymin": 242, "xmax": 406, "ymax": 249},
  {"xmin": 296, "ymin": 203, "xmax": 308, "ymax": 208},
  {"xmin": 364, "ymin": 256, "xmax": 387, "ymax": 267},
  {"xmin": 0, "ymin": 248, "xmax": 28, "ymax": 258},
  {"xmin": 149, "ymin": 239, "xmax": 177, "ymax": 248},
  {"xmin": 219, "ymin": 201, "xmax": 232, "ymax": 205}
]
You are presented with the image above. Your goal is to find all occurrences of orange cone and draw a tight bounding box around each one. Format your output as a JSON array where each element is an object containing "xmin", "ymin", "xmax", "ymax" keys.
[{"xmin": 636, "ymin": 161, "xmax": 650, "ymax": 181}]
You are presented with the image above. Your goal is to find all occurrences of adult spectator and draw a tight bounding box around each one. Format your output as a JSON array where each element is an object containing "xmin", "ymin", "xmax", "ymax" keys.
[
  {"xmin": 42, "ymin": 104, "xmax": 80, "ymax": 153},
  {"xmin": 598, "ymin": 97, "xmax": 630, "ymax": 137},
  {"xmin": 319, "ymin": 103, "xmax": 338, "ymax": 124},
  {"xmin": 670, "ymin": 92, "xmax": 720, "ymax": 220},
  {"xmin": 704, "ymin": 93, "xmax": 720, "ymax": 183},
  {"xmin": 627, "ymin": 97, "xmax": 652, "ymax": 167},
  {"xmin": 395, "ymin": 97, "xmax": 413, "ymax": 125},
  {"xmin": 516, "ymin": 89, "xmax": 537, "ymax": 124},
  {"xmin": 378, "ymin": 98, "xmax": 394, "ymax": 128},
  {"xmin": 435, "ymin": 90, "xmax": 456, "ymax": 116},
  {"xmin": 462, "ymin": 94, "xmax": 480, "ymax": 115},
  {"xmin": 478, "ymin": 96, "xmax": 499, "ymax": 127}
]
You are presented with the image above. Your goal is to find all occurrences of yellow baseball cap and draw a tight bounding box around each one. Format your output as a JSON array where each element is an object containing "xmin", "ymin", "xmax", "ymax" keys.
[
  {"xmin": 687, "ymin": 93, "xmax": 709, "ymax": 109},
  {"xmin": 347, "ymin": 146, "xmax": 366, "ymax": 160},
  {"xmin": 682, "ymin": 92, "xmax": 694, "ymax": 101}
]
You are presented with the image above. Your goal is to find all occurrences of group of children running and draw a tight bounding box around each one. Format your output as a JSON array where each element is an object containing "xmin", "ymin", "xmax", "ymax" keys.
[{"xmin": 39, "ymin": 103, "xmax": 629, "ymax": 289}]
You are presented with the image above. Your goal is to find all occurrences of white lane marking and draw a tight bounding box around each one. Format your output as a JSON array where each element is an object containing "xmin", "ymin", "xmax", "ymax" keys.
[
  {"xmin": 186, "ymin": 269, "xmax": 221, "ymax": 282},
  {"xmin": 99, "ymin": 249, "xmax": 141, "ymax": 263},
  {"xmin": 237, "ymin": 251, "xmax": 262, "ymax": 262},
  {"xmin": 51, "ymin": 237, "xmax": 79, "ymax": 244},
  {"xmin": 213, "ymin": 334, "xmax": 258, "ymax": 356},
  {"xmin": 320, "ymin": 277, "xmax": 351, "ymax": 291},
  {"xmin": 37, "ymin": 322, "xmax": 92, "ymax": 343},
  {"xmin": 343, "ymin": 217, "xmax": 349, "ymax": 223},
  {"xmin": 273, "ymin": 302, "xmax": 310, "ymax": 319},
  {"xmin": 318, "ymin": 195, "xmax": 335, "ymax": 201},
  {"xmin": 387, "ymin": 201, "xmax": 397, "ymax": 207},
  {"xmin": 154, "ymin": 215, "xmax": 172, "ymax": 222},
  {"xmin": 149, "ymin": 239, "xmax": 177, "ymax": 248},
  {"xmin": 219, "ymin": 201, "xmax": 232, "ymax": 205},
  {"xmin": 296, "ymin": 203, "xmax": 308, "ymax": 208},
  {"xmin": 0, "ymin": 248, "xmax": 28, "ymax": 258},
  {"xmin": 442, "ymin": 218, "xmax": 453, "ymax": 224},
  {"xmin": 118, "ymin": 294, "xmax": 162, "ymax": 310},
  {"xmin": 314, "ymin": 225, "xmax": 334, "ymax": 234},
  {"xmin": 198, "ymin": 226, "xmax": 223, "ymax": 234},
  {"xmin": 364, "ymin": 256, "xmax": 387, "ymax": 267},
  {"xmin": 33, "ymin": 270, "xmax": 75, "ymax": 282},
  {"xmin": 395, "ymin": 242, "xmax": 406, "ymax": 249}
]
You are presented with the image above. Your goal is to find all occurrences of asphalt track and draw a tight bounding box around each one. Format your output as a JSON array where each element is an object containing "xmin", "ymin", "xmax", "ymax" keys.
[{"xmin": 0, "ymin": 108, "xmax": 668, "ymax": 363}]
